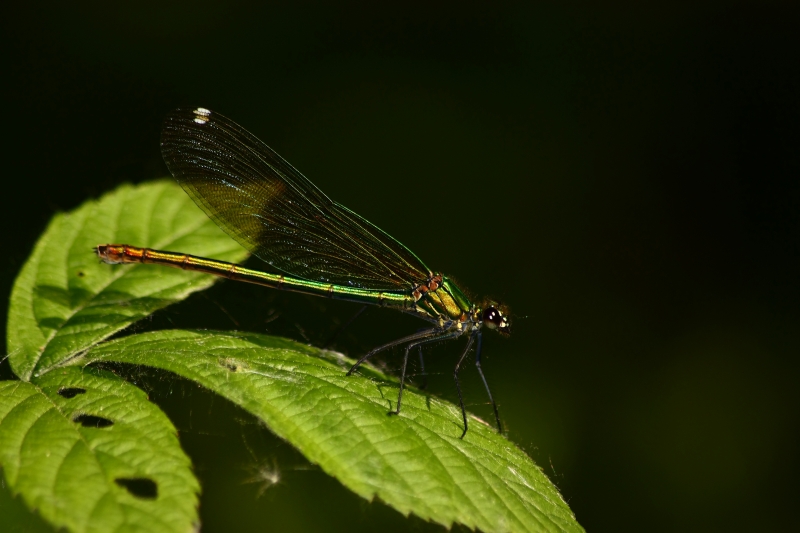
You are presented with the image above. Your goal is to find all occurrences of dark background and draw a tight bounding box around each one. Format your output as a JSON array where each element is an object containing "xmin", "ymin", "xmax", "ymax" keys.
[{"xmin": 2, "ymin": 2, "xmax": 798, "ymax": 532}]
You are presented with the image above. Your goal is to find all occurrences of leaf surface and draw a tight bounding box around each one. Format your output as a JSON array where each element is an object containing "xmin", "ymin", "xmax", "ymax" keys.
[
  {"xmin": 0, "ymin": 367, "xmax": 199, "ymax": 533},
  {"xmin": 86, "ymin": 330, "xmax": 583, "ymax": 533},
  {"xmin": 7, "ymin": 180, "xmax": 249, "ymax": 380}
]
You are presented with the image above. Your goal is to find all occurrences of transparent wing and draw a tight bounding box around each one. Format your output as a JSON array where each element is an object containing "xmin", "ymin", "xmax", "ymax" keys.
[{"xmin": 160, "ymin": 107, "xmax": 431, "ymax": 290}]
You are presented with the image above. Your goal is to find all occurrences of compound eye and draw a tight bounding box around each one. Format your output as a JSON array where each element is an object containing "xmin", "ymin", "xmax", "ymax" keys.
[{"xmin": 482, "ymin": 306, "xmax": 503, "ymax": 329}]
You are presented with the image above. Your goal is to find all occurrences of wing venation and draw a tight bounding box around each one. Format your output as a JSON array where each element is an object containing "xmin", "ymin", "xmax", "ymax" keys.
[{"xmin": 160, "ymin": 108, "xmax": 431, "ymax": 290}]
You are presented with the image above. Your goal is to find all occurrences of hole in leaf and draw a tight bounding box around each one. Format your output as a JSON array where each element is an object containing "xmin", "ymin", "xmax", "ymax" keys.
[
  {"xmin": 220, "ymin": 360, "xmax": 238, "ymax": 372},
  {"xmin": 73, "ymin": 414, "xmax": 114, "ymax": 428},
  {"xmin": 115, "ymin": 477, "xmax": 158, "ymax": 499},
  {"xmin": 77, "ymin": 271, "xmax": 85, "ymax": 277},
  {"xmin": 58, "ymin": 387, "xmax": 86, "ymax": 399}
]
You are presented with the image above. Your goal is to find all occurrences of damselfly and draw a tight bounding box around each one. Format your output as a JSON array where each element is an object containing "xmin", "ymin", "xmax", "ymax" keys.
[{"xmin": 96, "ymin": 107, "xmax": 511, "ymax": 438}]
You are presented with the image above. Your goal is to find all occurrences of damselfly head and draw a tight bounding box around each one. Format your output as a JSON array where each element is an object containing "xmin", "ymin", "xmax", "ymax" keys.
[{"xmin": 481, "ymin": 302, "xmax": 511, "ymax": 336}]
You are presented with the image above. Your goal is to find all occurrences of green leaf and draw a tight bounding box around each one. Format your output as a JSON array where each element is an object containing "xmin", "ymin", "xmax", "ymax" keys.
[
  {"xmin": 0, "ymin": 366, "xmax": 199, "ymax": 533},
  {"xmin": 85, "ymin": 330, "xmax": 583, "ymax": 533},
  {"xmin": 6, "ymin": 180, "xmax": 249, "ymax": 381},
  {"xmin": 4, "ymin": 180, "xmax": 581, "ymax": 532}
]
